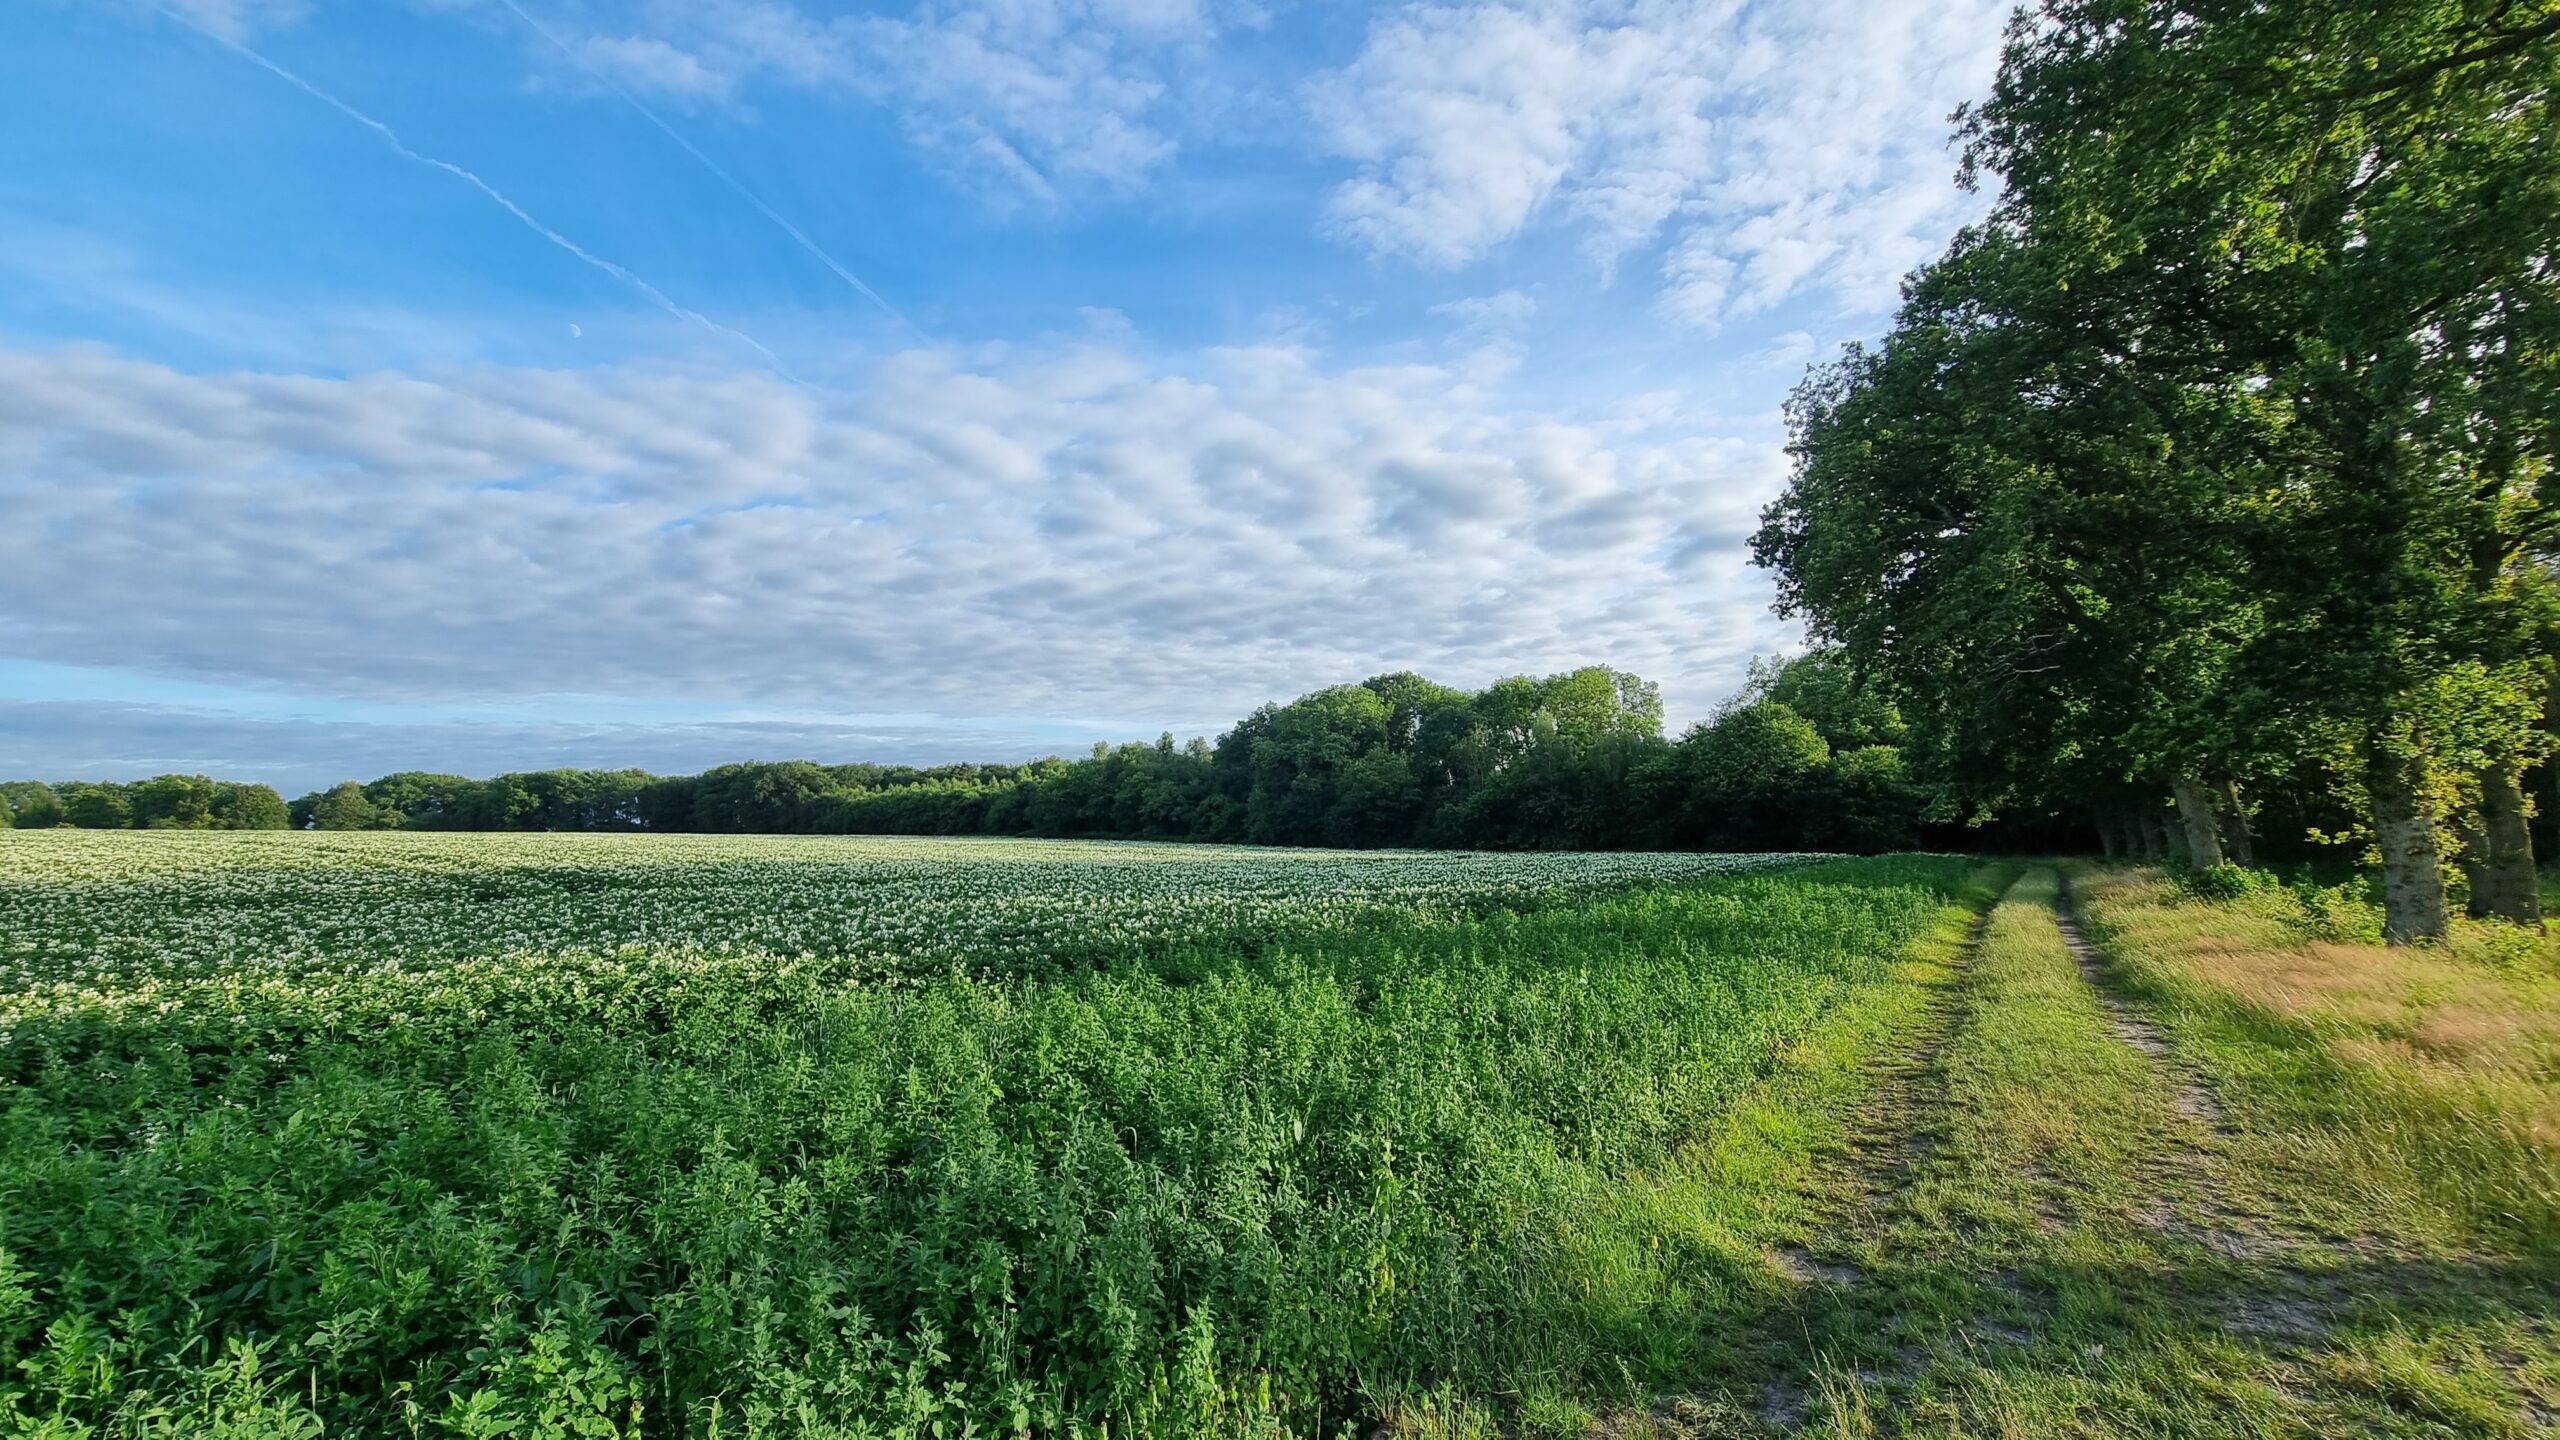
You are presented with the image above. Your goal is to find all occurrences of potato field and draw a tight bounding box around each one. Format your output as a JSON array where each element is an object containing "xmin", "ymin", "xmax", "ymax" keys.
[{"xmin": 0, "ymin": 833, "xmax": 1980, "ymax": 1437}]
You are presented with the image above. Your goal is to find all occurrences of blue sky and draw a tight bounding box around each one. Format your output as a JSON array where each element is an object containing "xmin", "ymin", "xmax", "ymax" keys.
[{"xmin": 1, "ymin": 0, "xmax": 2009, "ymax": 794}]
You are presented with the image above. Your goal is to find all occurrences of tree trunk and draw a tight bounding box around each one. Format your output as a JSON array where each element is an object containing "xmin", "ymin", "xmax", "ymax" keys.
[
  {"xmin": 2171, "ymin": 776, "xmax": 2224, "ymax": 869},
  {"xmin": 2478, "ymin": 760, "xmax": 2542, "ymax": 927},
  {"xmin": 2217, "ymin": 778, "xmax": 2256, "ymax": 869},
  {"xmin": 2095, "ymin": 809, "xmax": 2120, "ymax": 860},
  {"xmin": 2147, "ymin": 806, "xmax": 2178, "ymax": 863},
  {"xmin": 2367, "ymin": 741, "xmax": 2448, "ymax": 945},
  {"xmin": 2450, "ymin": 809, "xmax": 2492, "ymax": 918}
]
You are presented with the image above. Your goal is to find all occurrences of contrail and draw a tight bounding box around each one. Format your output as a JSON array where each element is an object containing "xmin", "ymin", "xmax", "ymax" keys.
[
  {"xmin": 494, "ymin": 0, "xmax": 927, "ymax": 344},
  {"xmin": 173, "ymin": 14, "xmax": 803, "ymax": 381}
]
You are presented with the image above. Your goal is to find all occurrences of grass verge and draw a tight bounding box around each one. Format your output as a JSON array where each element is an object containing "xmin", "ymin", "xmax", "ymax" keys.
[
  {"xmin": 1591, "ymin": 865, "xmax": 2558, "ymax": 1439},
  {"xmin": 2071, "ymin": 865, "xmax": 2558, "ymax": 1253}
]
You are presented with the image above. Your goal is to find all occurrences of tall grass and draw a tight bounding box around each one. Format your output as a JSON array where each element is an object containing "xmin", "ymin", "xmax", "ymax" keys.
[{"xmin": 2071, "ymin": 865, "xmax": 2560, "ymax": 1253}]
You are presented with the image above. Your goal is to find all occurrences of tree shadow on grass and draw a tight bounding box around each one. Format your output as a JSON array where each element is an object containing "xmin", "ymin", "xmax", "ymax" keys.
[{"xmin": 1610, "ymin": 1248, "xmax": 2560, "ymax": 1437}]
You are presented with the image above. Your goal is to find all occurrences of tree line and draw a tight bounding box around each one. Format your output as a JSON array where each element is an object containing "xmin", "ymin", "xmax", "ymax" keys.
[
  {"xmin": 0, "ymin": 776, "xmax": 290, "ymax": 831},
  {"xmin": 285, "ymin": 662, "xmax": 1936, "ymax": 851},
  {"xmin": 3, "ymin": 661, "xmax": 1945, "ymax": 853},
  {"xmin": 1755, "ymin": 0, "xmax": 2560, "ymax": 942}
]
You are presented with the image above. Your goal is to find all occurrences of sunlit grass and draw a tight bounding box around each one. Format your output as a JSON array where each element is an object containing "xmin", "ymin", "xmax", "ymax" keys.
[
  {"xmin": 1684, "ymin": 867, "xmax": 2560, "ymax": 1438},
  {"xmin": 2074, "ymin": 865, "xmax": 2560, "ymax": 1250}
]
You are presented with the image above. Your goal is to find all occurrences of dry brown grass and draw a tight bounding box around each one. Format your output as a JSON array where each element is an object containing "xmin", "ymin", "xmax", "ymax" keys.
[
  {"xmin": 2084, "ymin": 869, "xmax": 2559, "ymax": 1060},
  {"xmin": 2071, "ymin": 864, "xmax": 2560, "ymax": 1246}
]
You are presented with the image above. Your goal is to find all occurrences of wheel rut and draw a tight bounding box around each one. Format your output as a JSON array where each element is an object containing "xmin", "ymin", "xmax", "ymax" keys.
[
  {"xmin": 2052, "ymin": 874, "xmax": 2289, "ymax": 1265},
  {"xmin": 1748, "ymin": 901, "xmax": 1996, "ymax": 1429},
  {"xmin": 1757, "ymin": 871, "xmax": 2272, "ymax": 1428},
  {"xmin": 1631, "ymin": 869, "xmax": 2546, "ymax": 1437},
  {"xmin": 2053, "ymin": 874, "xmax": 2228, "ymax": 1132},
  {"xmin": 1769, "ymin": 904, "xmax": 1989, "ymax": 1291}
]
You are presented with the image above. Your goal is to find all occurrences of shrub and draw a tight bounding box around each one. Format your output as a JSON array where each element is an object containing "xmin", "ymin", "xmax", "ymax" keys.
[
  {"xmin": 2173, "ymin": 862, "xmax": 2278, "ymax": 901},
  {"xmin": 2284, "ymin": 871, "xmax": 2388, "ymax": 945}
]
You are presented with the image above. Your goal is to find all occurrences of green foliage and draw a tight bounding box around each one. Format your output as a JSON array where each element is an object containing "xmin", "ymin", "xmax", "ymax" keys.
[
  {"xmin": 0, "ymin": 834, "xmax": 1977, "ymax": 1435},
  {"xmin": 62, "ymin": 665, "xmax": 1931, "ymax": 854},
  {"xmin": 2446, "ymin": 916, "xmax": 2549, "ymax": 976},
  {"xmin": 2160, "ymin": 862, "xmax": 2389, "ymax": 943},
  {"xmin": 0, "ymin": 784, "xmax": 62, "ymax": 830},
  {"xmin": 305, "ymin": 780, "xmax": 399, "ymax": 831},
  {"xmin": 0, "ymin": 779, "xmax": 285, "ymax": 834},
  {"xmin": 1742, "ymin": 650, "xmax": 1904, "ymax": 751},
  {"xmin": 54, "ymin": 781, "xmax": 132, "ymax": 830},
  {"xmin": 2172, "ymin": 863, "xmax": 2280, "ymax": 902},
  {"xmin": 129, "ymin": 773, "xmax": 218, "ymax": 829},
  {"xmin": 358, "ymin": 772, "xmax": 481, "ymax": 829},
  {"xmin": 1692, "ymin": 700, "xmax": 1829, "ymax": 791},
  {"xmin": 1756, "ymin": 0, "xmax": 2560, "ymax": 914},
  {"xmin": 207, "ymin": 782, "xmax": 291, "ymax": 831},
  {"xmin": 1800, "ymin": 745, "xmax": 1928, "ymax": 855},
  {"xmin": 2282, "ymin": 872, "xmax": 2391, "ymax": 946},
  {"xmin": 1635, "ymin": 701, "xmax": 1916, "ymax": 853}
]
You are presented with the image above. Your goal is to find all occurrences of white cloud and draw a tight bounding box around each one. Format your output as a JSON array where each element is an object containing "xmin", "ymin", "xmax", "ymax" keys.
[
  {"xmin": 1310, "ymin": 3, "xmax": 1601, "ymax": 265},
  {"xmin": 575, "ymin": 33, "xmax": 736, "ymax": 101},
  {"xmin": 524, "ymin": 0, "xmax": 1223, "ymax": 196},
  {"xmin": 1309, "ymin": 0, "xmax": 2006, "ymax": 324},
  {"xmin": 1746, "ymin": 328, "xmax": 1818, "ymax": 373},
  {"xmin": 553, "ymin": 0, "xmax": 853, "ymax": 93},
  {"xmin": 856, "ymin": 1, "xmax": 1181, "ymax": 194},
  {"xmin": 1430, "ymin": 288, "xmax": 1538, "ymax": 338},
  {"xmin": 0, "ymin": 339, "xmax": 1797, "ymax": 743}
]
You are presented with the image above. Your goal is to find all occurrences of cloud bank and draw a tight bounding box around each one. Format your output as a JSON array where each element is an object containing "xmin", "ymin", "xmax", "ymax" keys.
[{"xmin": 0, "ymin": 338, "xmax": 1799, "ymax": 778}]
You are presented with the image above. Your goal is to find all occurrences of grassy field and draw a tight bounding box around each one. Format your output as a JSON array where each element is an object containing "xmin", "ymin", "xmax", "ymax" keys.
[{"xmin": 2, "ymin": 835, "xmax": 2551, "ymax": 1437}]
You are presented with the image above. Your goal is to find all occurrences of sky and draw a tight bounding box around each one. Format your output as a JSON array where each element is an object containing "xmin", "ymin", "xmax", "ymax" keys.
[{"xmin": 1, "ymin": 0, "xmax": 2012, "ymax": 795}]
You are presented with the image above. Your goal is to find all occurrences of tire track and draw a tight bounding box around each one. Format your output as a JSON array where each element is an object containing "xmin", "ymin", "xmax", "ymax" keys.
[
  {"xmin": 2052, "ymin": 875, "xmax": 2228, "ymax": 1131},
  {"xmin": 2053, "ymin": 874, "xmax": 2283, "ymax": 1264},
  {"xmin": 1754, "ymin": 901, "xmax": 2000, "ymax": 1428},
  {"xmin": 1770, "ymin": 905, "xmax": 1991, "ymax": 1289}
]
